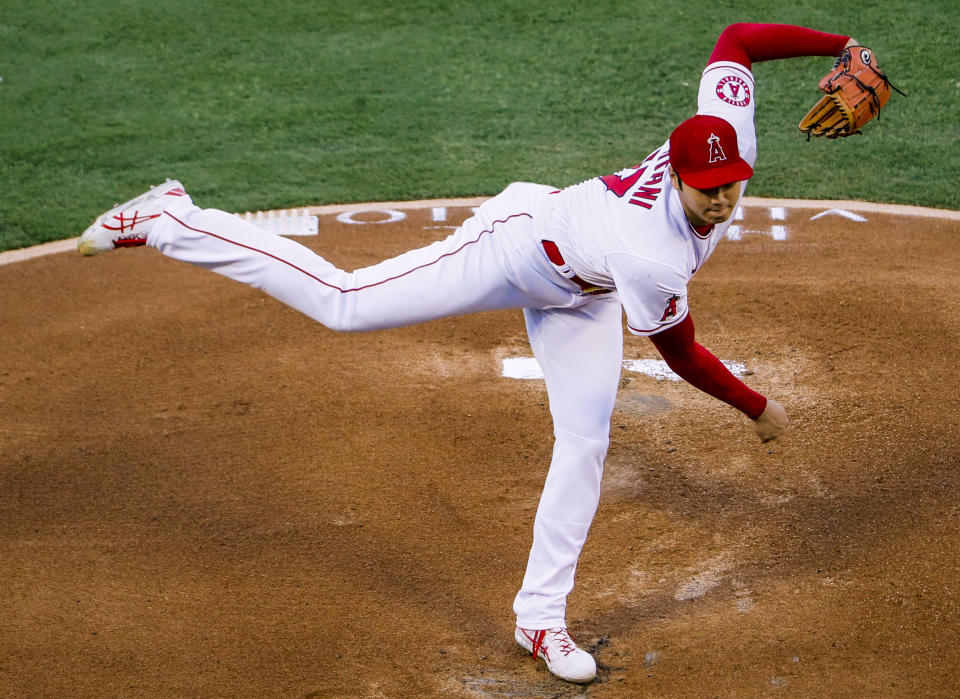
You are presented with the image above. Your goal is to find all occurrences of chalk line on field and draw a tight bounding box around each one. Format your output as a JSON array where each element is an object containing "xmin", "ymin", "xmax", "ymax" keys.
[
  {"xmin": 2, "ymin": 195, "xmax": 957, "ymax": 267},
  {"xmin": 502, "ymin": 356, "xmax": 748, "ymax": 381}
]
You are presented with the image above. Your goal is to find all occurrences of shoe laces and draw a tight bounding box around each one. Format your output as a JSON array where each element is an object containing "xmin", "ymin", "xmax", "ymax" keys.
[
  {"xmin": 549, "ymin": 628, "xmax": 579, "ymax": 657},
  {"xmin": 105, "ymin": 210, "xmax": 160, "ymax": 233},
  {"xmin": 529, "ymin": 628, "xmax": 579, "ymax": 660}
]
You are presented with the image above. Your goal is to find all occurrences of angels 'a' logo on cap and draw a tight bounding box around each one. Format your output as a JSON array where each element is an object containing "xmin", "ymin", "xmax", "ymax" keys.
[{"xmin": 707, "ymin": 133, "xmax": 726, "ymax": 163}]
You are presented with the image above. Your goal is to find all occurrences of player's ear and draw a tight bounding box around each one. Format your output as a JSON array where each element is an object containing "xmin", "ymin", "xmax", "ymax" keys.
[{"xmin": 668, "ymin": 166, "xmax": 682, "ymax": 191}]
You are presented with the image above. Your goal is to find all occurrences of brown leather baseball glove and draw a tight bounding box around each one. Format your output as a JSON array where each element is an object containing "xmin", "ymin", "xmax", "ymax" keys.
[{"xmin": 799, "ymin": 45, "xmax": 904, "ymax": 138}]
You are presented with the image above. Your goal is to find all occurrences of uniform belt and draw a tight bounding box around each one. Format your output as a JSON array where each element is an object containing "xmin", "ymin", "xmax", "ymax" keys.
[{"xmin": 540, "ymin": 240, "xmax": 612, "ymax": 296}]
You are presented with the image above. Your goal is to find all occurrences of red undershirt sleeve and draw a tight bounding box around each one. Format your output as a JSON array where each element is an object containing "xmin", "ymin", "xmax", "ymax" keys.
[
  {"xmin": 709, "ymin": 23, "xmax": 850, "ymax": 70},
  {"xmin": 659, "ymin": 23, "xmax": 845, "ymax": 417},
  {"xmin": 648, "ymin": 314, "xmax": 767, "ymax": 419}
]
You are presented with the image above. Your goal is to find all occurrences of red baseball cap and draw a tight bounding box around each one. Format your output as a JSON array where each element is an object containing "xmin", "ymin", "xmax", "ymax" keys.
[{"xmin": 669, "ymin": 115, "xmax": 753, "ymax": 189}]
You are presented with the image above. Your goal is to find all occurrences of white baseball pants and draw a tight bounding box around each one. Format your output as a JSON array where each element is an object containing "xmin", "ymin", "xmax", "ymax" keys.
[{"xmin": 148, "ymin": 183, "xmax": 625, "ymax": 629}]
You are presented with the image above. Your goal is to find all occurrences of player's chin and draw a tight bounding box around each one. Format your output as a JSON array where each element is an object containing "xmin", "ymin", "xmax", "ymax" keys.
[{"xmin": 703, "ymin": 207, "xmax": 733, "ymax": 224}]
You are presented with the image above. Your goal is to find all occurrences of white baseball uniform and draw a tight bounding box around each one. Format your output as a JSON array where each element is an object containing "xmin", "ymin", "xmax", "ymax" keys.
[{"xmin": 146, "ymin": 59, "xmax": 757, "ymax": 630}]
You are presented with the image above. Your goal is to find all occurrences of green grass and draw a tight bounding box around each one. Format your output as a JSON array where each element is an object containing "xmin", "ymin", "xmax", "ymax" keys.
[{"xmin": 1, "ymin": 0, "xmax": 958, "ymax": 251}]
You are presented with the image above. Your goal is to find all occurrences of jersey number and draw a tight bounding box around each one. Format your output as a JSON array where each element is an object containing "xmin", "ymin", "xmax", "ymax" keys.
[{"xmin": 599, "ymin": 165, "xmax": 647, "ymax": 198}]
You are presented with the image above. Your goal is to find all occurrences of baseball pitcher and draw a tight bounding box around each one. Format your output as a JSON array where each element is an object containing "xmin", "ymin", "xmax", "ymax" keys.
[{"xmin": 78, "ymin": 22, "xmax": 896, "ymax": 684}]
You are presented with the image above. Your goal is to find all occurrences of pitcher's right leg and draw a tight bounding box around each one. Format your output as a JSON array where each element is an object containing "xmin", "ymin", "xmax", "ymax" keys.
[
  {"xmin": 80, "ymin": 180, "xmax": 575, "ymax": 332},
  {"xmin": 148, "ymin": 201, "xmax": 361, "ymax": 329},
  {"xmin": 146, "ymin": 192, "xmax": 545, "ymax": 332}
]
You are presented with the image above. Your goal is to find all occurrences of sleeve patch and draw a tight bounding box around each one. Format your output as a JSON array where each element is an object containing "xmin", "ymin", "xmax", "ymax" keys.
[{"xmin": 715, "ymin": 75, "xmax": 751, "ymax": 107}]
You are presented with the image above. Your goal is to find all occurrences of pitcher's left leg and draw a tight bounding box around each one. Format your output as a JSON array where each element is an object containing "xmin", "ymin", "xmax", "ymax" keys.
[{"xmin": 512, "ymin": 295, "xmax": 623, "ymax": 682}]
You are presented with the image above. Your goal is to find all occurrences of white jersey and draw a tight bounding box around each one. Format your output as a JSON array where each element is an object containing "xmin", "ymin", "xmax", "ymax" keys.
[{"xmin": 537, "ymin": 60, "xmax": 758, "ymax": 336}]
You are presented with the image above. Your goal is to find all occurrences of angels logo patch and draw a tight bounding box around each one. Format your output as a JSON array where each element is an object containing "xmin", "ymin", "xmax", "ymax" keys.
[
  {"xmin": 659, "ymin": 294, "xmax": 680, "ymax": 322},
  {"xmin": 716, "ymin": 75, "xmax": 751, "ymax": 107}
]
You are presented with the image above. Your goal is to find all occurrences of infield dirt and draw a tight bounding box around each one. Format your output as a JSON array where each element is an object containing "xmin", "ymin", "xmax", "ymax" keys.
[{"xmin": 1, "ymin": 202, "xmax": 958, "ymax": 697}]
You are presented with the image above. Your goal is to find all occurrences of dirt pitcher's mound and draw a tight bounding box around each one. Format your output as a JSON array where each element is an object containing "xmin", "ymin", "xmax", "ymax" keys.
[{"xmin": 1, "ymin": 202, "xmax": 958, "ymax": 697}]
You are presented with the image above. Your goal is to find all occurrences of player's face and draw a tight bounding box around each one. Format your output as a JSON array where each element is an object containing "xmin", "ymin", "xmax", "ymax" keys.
[{"xmin": 670, "ymin": 169, "xmax": 743, "ymax": 227}]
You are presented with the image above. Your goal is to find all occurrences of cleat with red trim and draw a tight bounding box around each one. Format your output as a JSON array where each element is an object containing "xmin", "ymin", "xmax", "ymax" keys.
[
  {"xmin": 78, "ymin": 179, "xmax": 190, "ymax": 256},
  {"xmin": 515, "ymin": 626, "xmax": 596, "ymax": 683}
]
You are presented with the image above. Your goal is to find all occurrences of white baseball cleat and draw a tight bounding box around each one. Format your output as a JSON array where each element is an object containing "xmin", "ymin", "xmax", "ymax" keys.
[
  {"xmin": 77, "ymin": 179, "xmax": 189, "ymax": 256},
  {"xmin": 515, "ymin": 626, "xmax": 597, "ymax": 684}
]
